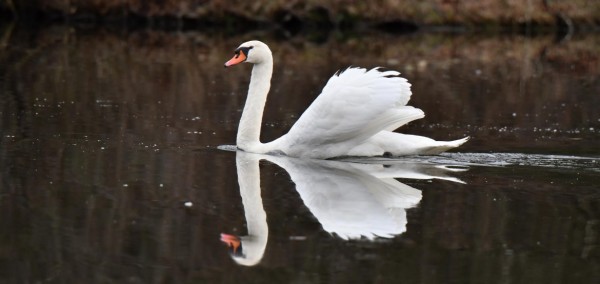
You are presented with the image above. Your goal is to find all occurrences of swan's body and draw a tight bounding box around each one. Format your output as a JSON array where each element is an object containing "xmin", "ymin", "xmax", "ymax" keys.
[{"xmin": 225, "ymin": 40, "xmax": 468, "ymax": 159}]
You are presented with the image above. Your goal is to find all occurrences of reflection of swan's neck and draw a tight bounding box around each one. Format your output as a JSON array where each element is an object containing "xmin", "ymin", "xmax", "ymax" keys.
[
  {"xmin": 237, "ymin": 60, "xmax": 273, "ymax": 152},
  {"xmin": 234, "ymin": 154, "xmax": 269, "ymax": 266}
]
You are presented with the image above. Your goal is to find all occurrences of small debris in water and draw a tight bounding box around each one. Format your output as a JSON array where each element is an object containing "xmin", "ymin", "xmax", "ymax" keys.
[
  {"xmin": 184, "ymin": 202, "xmax": 193, "ymax": 207},
  {"xmin": 289, "ymin": 236, "xmax": 307, "ymax": 241},
  {"xmin": 159, "ymin": 183, "xmax": 164, "ymax": 187},
  {"xmin": 123, "ymin": 184, "xmax": 128, "ymax": 187}
]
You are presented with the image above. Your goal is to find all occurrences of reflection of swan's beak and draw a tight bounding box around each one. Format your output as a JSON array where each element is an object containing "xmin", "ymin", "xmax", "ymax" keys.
[{"xmin": 220, "ymin": 233, "xmax": 242, "ymax": 255}]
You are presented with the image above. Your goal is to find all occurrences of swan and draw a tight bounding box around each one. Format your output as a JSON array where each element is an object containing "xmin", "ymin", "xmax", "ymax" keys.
[{"xmin": 224, "ymin": 40, "xmax": 469, "ymax": 159}]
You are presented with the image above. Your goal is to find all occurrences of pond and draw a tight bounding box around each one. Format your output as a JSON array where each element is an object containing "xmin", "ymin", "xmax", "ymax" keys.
[{"xmin": 0, "ymin": 24, "xmax": 598, "ymax": 283}]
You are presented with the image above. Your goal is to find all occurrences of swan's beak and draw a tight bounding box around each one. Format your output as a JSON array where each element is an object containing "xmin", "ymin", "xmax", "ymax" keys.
[
  {"xmin": 224, "ymin": 53, "xmax": 247, "ymax": 67},
  {"xmin": 220, "ymin": 233, "xmax": 241, "ymax": 254}
]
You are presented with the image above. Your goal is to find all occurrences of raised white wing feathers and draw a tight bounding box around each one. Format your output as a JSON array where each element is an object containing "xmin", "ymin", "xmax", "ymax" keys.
[{"xmin": 275, "ymin": 67, "xmax": 423, "ymax": 158}]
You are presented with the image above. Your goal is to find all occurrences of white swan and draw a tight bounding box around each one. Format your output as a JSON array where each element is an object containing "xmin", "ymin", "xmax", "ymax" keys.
[{"xmin": 224, "ymin": 40, "xmax": 469, "ymax": 159}]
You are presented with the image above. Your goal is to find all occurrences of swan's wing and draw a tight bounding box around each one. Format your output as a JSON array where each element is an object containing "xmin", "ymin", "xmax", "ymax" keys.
[{"xmin": 277, "ymin": 67, "xmax": 423, "ymax": 158}]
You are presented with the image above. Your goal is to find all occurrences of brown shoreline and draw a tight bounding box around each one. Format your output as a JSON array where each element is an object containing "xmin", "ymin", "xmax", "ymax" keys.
[{"xmin": 1, "ymin": 0, "xmax": 599, "ymax": 32}]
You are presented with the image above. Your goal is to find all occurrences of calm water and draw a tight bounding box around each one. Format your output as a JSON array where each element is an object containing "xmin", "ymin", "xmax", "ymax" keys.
[{"xmin": 0, "ymin": 25, "xmax": 599, "ymax": 283}]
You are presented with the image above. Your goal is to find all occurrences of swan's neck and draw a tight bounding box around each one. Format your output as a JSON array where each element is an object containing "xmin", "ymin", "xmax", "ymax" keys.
[{"xmin": 237, "ymin": 60, "xmax": 273, "ymax": 152}]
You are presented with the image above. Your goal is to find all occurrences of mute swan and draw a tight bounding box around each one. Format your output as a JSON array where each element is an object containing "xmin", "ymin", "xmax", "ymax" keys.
[{"xmin": 224, "ymin": 40, "xmax": 469, "ymax": 159}]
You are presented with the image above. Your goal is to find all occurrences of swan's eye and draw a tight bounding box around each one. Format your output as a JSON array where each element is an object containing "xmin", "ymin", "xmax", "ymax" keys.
[
  {"xmin": 236, "ymin": 46, "xmax": 253, "ymax": 57},
  {"xmin": 234, "ymin": 48, "xmax": 244, "ymax": 56}
]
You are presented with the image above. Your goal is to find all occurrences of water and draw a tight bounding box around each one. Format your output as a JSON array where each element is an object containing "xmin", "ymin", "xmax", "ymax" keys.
[{"xmin": 0, "ymin": 25, "xmax": 599, "ymax": 283}]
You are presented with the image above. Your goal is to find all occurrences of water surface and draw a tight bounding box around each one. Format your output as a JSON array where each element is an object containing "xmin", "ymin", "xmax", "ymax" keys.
[{"xmin": 0, "ymin": 25, "xmax": 598, "ymax": 283}]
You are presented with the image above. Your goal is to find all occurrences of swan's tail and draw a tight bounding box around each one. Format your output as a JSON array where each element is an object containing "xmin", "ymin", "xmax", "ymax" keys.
[
  {"xmin": 348, "ymin": 132, "xmax": 470, "ymax": 156},
  {"xmin": 418, "ymin": 136, "xmax": 470, "ymax": 155}
]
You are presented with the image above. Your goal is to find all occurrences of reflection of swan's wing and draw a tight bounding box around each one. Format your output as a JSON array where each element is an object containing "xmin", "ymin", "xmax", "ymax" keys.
[
  {"xmin": 346, "ymin": 162, "xmax": 467, "ymax": 184},
  {"xmin": 373, "ymin": 178, "xmax": 422, "ymax": 209},
  {"xmin": 275, "ymin": 68, "xmax": 423, "ymax": 158},
  {"xmin": 267, "ymin": 157, "xmax": 421, "ymax": 240}
]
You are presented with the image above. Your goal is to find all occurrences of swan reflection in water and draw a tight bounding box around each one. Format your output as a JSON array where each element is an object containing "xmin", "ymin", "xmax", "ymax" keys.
[{"xmin": 220, "ymin": 151, "xmax": 467, "ymax": 266}]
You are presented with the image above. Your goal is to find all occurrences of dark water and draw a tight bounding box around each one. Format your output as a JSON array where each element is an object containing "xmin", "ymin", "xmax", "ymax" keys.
[{"xmin": 0, "ymin": 24, "xmax": 599, "ymax": 283}]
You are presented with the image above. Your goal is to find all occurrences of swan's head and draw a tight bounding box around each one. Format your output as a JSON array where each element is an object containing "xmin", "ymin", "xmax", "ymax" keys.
[{"xmin": 224, "ymin": 40, "xmax": 272, "ymax": 67}]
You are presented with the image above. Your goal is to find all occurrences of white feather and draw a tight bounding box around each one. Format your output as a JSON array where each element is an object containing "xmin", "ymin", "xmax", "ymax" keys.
[{"xmin": 272, "ymin": 67, "xmax": 426, "ymax": 158}]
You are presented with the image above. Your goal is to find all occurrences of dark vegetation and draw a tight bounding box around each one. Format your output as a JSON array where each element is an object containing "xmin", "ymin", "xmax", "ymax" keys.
[{"xmin": 1, "ymin": 0, "xmax": 599, "ymax": 35}]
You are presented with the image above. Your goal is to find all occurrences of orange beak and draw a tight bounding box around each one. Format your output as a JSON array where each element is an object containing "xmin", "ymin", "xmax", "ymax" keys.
[
  {"xmin": 220, "ymin": 233, "xmax": 241, "ymax": 253},
  {"xmin": 224, "ymin": 52, "xmax": 247, "ymax": 67}
]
